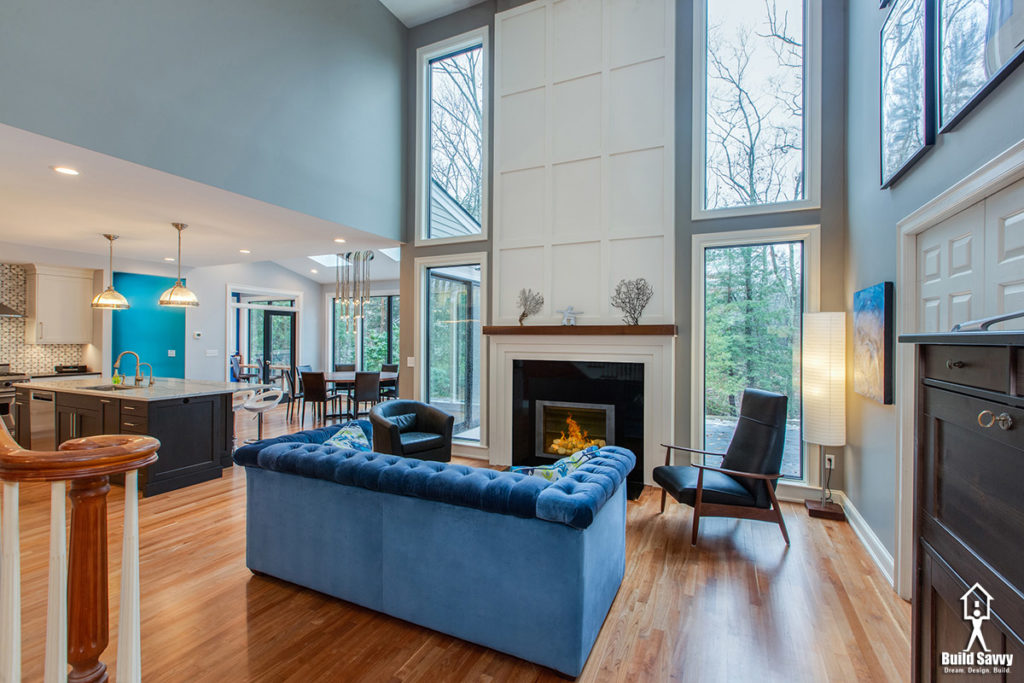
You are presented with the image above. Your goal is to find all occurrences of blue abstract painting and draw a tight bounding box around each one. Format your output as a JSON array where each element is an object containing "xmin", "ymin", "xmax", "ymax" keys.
[{"xmin": 853, "ymin": 282, "xmax": 894, "ymax": 405}]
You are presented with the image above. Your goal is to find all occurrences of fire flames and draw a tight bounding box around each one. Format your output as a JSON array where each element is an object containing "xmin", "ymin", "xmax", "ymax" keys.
[{"xmin": 547, "ymin": 413, "xmax": 606, "ymax": 455}]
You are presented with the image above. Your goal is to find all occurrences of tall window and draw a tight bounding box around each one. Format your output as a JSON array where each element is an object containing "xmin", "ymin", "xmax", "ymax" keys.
[
  {"xmin": 417, "ymin": 29, "xmax": 489, "ymax": 243},
  {"xmin": 332, "ymin": 295, "xmax": 399, "ymax": 370},
  {"xmin": 695, "ymin": 0, "xmax": 819, "ymax": 217},
  {"xmin": 425, "ymin": 265, "xmax": 481, "ymax": 442}
]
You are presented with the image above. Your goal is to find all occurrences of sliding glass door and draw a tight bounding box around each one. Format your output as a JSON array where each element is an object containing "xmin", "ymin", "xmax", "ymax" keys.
[{"xmin": 425, "ymin": 265, "xmax": 481, "ymax": 442}]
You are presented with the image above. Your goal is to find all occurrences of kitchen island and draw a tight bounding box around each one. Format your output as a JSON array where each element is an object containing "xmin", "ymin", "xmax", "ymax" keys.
[{"xmin": 14, "ymin": 377, "xmax": 256, "ymax": 496}]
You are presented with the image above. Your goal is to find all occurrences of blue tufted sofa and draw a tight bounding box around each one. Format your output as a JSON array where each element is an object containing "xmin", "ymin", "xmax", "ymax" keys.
[{"xmin": 233, "ymin": 424, "xmax": 635, "ymax": 677}]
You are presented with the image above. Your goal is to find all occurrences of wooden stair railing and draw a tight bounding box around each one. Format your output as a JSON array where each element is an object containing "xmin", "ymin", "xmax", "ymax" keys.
[{"xmin": 0, "ymin": 422, "xmax": 159, "ymax": 683}]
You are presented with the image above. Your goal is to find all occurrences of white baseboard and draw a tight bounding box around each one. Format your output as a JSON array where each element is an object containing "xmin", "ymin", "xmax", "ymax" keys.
[
  {"xmin": 835, "ymin": 491, "xmax": 895, "ymax": 586},
  {"xmin": 775, "ymin": 483, "xmax": 895, "ymax": 587}
]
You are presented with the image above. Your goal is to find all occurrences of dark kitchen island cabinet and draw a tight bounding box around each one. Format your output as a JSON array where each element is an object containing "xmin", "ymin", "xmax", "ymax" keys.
[{"xmin": 17, "ymin": 377, "xmax": 244, "ymax": 496}]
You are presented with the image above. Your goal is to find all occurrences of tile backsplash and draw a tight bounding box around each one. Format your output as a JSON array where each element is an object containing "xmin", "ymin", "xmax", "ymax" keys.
[{"xmin": 1, "ymin": 263, "xmax": 87, "ymax": 374}]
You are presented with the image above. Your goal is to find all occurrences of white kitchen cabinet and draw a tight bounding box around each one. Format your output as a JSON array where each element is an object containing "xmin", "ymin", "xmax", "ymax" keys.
[{"xmin": 24, "ymin": 265, "xmax": 96, "ymax": 344}]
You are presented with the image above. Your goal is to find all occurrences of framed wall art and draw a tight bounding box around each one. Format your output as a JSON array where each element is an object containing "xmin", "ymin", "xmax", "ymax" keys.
[{"xmin": 853, "ymin": 282, "xmax": 894, "ymax": 405}]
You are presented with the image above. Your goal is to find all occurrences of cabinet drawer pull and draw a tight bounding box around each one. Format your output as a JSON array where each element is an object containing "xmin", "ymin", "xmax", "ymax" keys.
[
  {"xmin": 946, "ymin": 359, "xmax": 965, "ymax": 369},
  {"xmin": 978, "ymin": 410, "xmax": 1013, "ymax": 430},
  {"xmin": 100, "ymin": 399, "xmax": 111, "ymax": 404},
  {"xmin": 123, "ymin": 405, "xmax": 136, "ymax": 411},
  {"xmin": 123, "ymin": 421, "xmax": 139, "ymax": 428}
]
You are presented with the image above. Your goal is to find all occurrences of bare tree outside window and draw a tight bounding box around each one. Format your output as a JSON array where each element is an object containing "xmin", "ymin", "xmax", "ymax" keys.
[
  {"xmin": 704, "ymin": 0, "xmax": 805, "ymax": 211},
  {"xmin": 880, "ymin": 0, "xmax": 928, "ymax": 183},
  {"xmin": 429, "ymin": 46, "xmax": 484, "ymax": 232}
]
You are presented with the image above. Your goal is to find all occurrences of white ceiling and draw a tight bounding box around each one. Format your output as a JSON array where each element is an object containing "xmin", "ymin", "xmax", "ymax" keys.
[
  {"xmin": 0, "ymin": 123, "xmax": 401, "ymax": 284},
  {"xmin": 379, "ymin": 0, "xmax": 484, "ymax": 27}
]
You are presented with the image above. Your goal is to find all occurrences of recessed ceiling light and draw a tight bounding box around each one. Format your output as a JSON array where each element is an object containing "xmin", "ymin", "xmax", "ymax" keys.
[
  {"xmin": 239, "ymin": 249, "xmax": 251, "ymax": 254},
  {"xmin": 52, "ymin": 166, "xmax": 79, "ymax": 176},
  {"xmin": 334, "ymin": 238, "xmax": 346, "ymax": 244},
  {"xmin": 163, "ymin": 257, "xmax": 175, "ymax": 262},
  {"xmin": 310, "ymin": 268, "xmax": 319, "ymax": 274}
]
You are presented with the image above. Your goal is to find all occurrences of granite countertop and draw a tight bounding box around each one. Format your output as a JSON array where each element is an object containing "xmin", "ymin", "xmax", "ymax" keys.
[
  {"xmin": 17, "ymin": 377, "xmax": 267, "ymax": 401},
  {"xmin": 29, "ymin": 372, "xmax": 101, "ymax": 379}
]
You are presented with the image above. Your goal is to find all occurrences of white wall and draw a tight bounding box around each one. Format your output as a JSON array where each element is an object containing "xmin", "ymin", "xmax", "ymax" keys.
[
  {"xmin": 184, "ymin": 262, "xmax": 324, "ymax": 380},
  {"xmin": 492, "ymin": 0, "xmax": 675, "ymax": 325}
]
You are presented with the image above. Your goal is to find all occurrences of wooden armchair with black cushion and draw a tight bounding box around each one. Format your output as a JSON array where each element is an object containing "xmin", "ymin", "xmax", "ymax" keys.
[{"xmin": 653, "ymin": 388, "xmax": 790, "ymax": 545}]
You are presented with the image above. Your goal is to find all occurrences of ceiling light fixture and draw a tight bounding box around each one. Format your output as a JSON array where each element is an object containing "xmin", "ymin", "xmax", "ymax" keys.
[
  {"xmin": 158, "ymin": 223, "xmax": 200, "ymax": 307},
  {"xmin": 310, "ymin": 268, "xmax": 318, "ymax": 274},
  {"xmin": 239, "ymin": 249, "xmax": 251, "ymax": 254},
  {"xmin": 52, "ymin": 166, "xmax": 80, "ymax": 176},
  {"xmin": 163, "ymin": 257, "xmax": 175, "ymax": 262},
  {"xmin": 334, "ymin": 238, "xmax": 346, "ymax": 244},
  {"xmin": 91, "ymin": 234, "xmax": 130, "ymax": 310},
  {"xmin": 336, "ymin": 250, "xmax": 373, "ymax": 332}
]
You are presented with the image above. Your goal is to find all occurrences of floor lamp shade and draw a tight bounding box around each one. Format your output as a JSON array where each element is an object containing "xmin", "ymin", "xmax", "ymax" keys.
[{"xmin": 803, "ymin": 312, "xmax": 846, "ymax": 447}]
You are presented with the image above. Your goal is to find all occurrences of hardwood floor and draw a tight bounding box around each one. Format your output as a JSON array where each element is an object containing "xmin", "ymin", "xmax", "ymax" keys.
[{"xmin": 12, "ymin": 406, "xmax": 910, "ymax": 681}]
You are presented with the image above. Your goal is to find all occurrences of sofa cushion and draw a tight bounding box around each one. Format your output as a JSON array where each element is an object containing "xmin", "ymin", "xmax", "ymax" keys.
[
  {"xmin": 399, "ymin": 431, "xmax": 444, "ymax": 454},
  {"xmin": 389, "ymin": 413, "xmax": 417, "ymax": 432}
]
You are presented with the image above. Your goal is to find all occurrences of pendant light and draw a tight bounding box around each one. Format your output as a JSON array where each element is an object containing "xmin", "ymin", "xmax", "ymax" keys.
[
  {"xmin": 158, "ymin": 222, "xmax": 200, "ymax": 307},
  {"xmin": 335, "ymin": 250, "xmax": 373, "ymax": 332},
  {"xmin": 91, "ymin": 234, "xmax": 130, "ymax": 310}
]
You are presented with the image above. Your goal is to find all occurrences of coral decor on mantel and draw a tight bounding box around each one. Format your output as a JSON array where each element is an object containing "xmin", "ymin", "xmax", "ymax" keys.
[
  {"xmin": 610, "ymin": 278, "xmax": 654, "ymax": 326},
  {"xmin": 515, "ymin": 288, "xmax": 544, "ymax": 325}
]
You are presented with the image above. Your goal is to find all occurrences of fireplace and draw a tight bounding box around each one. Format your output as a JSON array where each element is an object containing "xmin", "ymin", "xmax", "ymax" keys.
[
  {"xmin": 512, "ymin": 359, "xmax": 644, "ymax": 498},
  {"xmin": 535, "ymin": 400, "xmax": 614, "ymax": 457}
]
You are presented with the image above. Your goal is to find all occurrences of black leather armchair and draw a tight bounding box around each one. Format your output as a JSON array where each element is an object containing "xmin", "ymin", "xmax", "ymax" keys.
[
  {"xmin": 370, "ymin": 400, "xmax": 454, "ymax": 463},
  {"xmin": 653, "ymin": 388, "xmax": 790, "ymax": 545}
]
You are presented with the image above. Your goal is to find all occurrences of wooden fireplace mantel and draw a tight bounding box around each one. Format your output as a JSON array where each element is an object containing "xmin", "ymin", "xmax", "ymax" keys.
[{"xmin": 482, "ymin": 324, "xmax": 677, "ymax": 336}]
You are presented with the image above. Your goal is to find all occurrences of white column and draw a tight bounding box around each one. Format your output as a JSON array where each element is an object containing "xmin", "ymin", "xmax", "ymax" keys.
[
  {"xmin": 0, "ymin": 481, "xmax": 21, "ymax": 683},
  {"xmin": 116, "ymin": 470, "xmax": 142, "ymax": 683},
  {"xmin": 44, "ymin": 481, "xmax": 68, "ymax": 683}
]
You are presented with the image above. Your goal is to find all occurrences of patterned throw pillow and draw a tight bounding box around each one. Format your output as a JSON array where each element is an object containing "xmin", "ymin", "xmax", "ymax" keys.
[
  {"xmin": 324, "ymin": 423, "xmax": 371, "ymax": 451},
  {"xmin": 511, "ymin": 445, "xmax": 602, "ymax": 481}
]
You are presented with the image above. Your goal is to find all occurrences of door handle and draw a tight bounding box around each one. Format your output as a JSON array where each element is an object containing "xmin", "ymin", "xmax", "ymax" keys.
[
  {"xmin": 38, "ymin": 321, "xmax": 44, "ymax": 340},
  {"xmin": 978, "ymin": 410, "xmax": 1013, "ymax": 430}
]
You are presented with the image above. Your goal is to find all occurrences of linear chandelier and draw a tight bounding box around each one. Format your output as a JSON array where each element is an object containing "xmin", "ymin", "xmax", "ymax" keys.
[{"xmin": 336, "ymin": 250, "xmax": 373, "ymax": 332}]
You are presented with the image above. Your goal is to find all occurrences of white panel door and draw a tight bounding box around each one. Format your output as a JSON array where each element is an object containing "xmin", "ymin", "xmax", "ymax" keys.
[
  {"xmin": 916, "ymin": 202, "xmax": 984, "ymax": 332},
  {"xmin": 984, "ymin": 177, "xmax": 1024, "ymax": 330}
]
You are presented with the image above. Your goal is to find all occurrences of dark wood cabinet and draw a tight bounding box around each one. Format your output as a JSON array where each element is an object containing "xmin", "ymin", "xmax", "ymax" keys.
[
  {"xmin": 13, "ymin": 387, "xmax": 29, "ymax": 447},
  {"xmin": 902, "ymin": 333, "xmax": 1024, "ymax": 682},
  {"xmin": 50, "ymin": 390, "xmax": 233, "ymax": 496}
]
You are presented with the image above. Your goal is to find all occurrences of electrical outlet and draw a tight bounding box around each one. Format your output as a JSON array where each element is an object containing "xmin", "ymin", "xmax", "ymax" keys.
[
  {"xmin": 406, "ymin": 357, "xmax": 415, "ymax": 368},
  {"xmin": 825, "ymin": 454, "xmax": 836, "ymax": 470}
]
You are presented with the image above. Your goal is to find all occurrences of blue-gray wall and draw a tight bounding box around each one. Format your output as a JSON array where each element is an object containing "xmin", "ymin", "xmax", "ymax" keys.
[
  {"xmin": 0, "ymin": 0, "xmax": 406, "ymax": 240},
  {"xmin": 845, "ymin": 3, "xmax": 1024, "ymax": 554}
]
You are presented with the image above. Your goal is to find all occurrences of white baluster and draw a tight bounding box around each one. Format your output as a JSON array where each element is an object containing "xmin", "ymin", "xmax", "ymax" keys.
[
  {"xmin": 116, "ymin": 470, "xmax": 142, "ymax": 683},
  {"xmin": 44, "ymin": 481, "xmax": 67, "ymax": 683},
  {"xmin": 0, "ymin": 481, "xmax": 21, "ymax": 683}
]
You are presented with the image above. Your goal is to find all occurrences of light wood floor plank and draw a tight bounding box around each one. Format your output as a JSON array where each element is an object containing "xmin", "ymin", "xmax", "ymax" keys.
[{"xmin": 11, "ymin": 406, "xmax": 909, "ymax": 681}]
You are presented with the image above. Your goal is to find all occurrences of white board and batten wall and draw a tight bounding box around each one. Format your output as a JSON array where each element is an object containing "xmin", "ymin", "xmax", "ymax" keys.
[{"xmin": 493, "ymin": 0, "xmax": 675, "ymax": 325}]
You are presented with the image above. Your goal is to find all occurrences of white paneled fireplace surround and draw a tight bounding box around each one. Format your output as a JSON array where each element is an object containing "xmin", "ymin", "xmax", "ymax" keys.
[{"xmin": 487, "ymin": 332, "xmax": 675, "ymax": 490}]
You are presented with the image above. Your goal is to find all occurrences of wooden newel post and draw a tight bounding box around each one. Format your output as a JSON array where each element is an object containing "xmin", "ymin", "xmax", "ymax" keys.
[{"xmin": 68, "ymin": 476, "xmax": 111, "ymax": 683}]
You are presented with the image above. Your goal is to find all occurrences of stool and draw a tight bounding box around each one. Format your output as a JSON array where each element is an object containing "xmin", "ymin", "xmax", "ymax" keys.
[{"xmin": 243, "ymin": 388, "xmax": 283, "ymax": 443}]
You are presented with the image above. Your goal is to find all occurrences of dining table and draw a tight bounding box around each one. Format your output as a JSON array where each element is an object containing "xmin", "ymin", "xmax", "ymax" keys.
[{"xmin": 322, "ymin": 371, "xmax": 399, "ymax": 419}]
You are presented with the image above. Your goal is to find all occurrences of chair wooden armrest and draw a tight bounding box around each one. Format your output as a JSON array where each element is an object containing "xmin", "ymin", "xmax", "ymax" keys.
[
  {"xmin": 690, "ymin": 463, "xmax": 783, "ymax": 482},
  {"xmin": 659, "ymin": 443, "xmax": 727, "ymax": 466}
]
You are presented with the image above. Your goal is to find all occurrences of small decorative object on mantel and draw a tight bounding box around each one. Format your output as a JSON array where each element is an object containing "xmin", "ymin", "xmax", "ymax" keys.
[
  {"xmin": 516, "ymin": 288, "xmax": 544, "ymax": 326},
  {"xmin": 556, "ymin": 305, "xmax": 582, "ymax": 326},
  {"xmin": 610, "ymin": 278, "xmax": 653, "ymax": 325}
]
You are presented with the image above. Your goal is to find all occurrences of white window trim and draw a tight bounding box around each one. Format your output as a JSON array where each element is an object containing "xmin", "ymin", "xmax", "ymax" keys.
[
  {"xmin": 691, "ymin": 0, "xmax": 822, "ymax": 221},
  {"xmin": 322, "ymin": 289, "xmax": 401, "ymax": 372},
  {"xmin": 413, "ymin": 252, "xmax": 489, "ymax": 452},
  {"xmin": 690, "ymin": 225, "xmax": 821, "ymax": 487},
  {"xmin": 414, "ymin": 27, "xmax": 491, "ymax": 247}
]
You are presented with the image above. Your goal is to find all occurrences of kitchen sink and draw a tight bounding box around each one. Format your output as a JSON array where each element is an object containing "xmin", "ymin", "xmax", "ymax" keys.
[{"xmin": 83, "ymin": 384, "xmax": 137, "ymax": 391}]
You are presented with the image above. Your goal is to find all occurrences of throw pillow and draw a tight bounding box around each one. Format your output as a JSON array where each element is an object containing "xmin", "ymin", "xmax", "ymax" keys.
[
  {"xmin": 511, "ymin": 445, "xmax": 603, "ymax": 481},
  {"xmin": 389, "ymin": 413, "xmax": 417, "ymax": 432},
  {"xmin": 324, "ymin": 423, "xmax": 371, "ymax": 451}
]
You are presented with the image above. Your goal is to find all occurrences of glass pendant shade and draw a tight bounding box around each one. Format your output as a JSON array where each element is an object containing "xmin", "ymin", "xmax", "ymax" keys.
[
  {"xmin": 92, "ymin": 234, "xmax": 130, "ymax": 310},
  {"xmin": 159, "ymin": 222, "xmax": 200, "ymax": 307}
]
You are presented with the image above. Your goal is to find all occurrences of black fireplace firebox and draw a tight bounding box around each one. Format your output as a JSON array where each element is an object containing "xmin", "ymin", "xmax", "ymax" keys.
[{"xmin": 512, "ymin": 359, "xmax": 644, "ymax": 499}]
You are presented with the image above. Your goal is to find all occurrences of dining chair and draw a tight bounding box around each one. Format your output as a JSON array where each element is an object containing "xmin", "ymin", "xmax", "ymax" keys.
[
  {"xmin": 653, "ymin": 388, "xmax": 790, "ymax": 545},
  {"xmin": 379, "ymin": 363, "xmax": 399, "ymax": 401},
  {"xmin": 334, "ymin": 363, "xmax": 356, "ymax": 372},
  {"xmin": 347, "ymin": 372, "xmax": 380, "ymax": 418},
  {"xmin": 300, "ymin": 372, "xmax": 337, "ymax": 426},
  {"xmin": 230, "ymin": 354, "xmax": 259, "ymax": 383},
  {"xmin": 282, "ymin": 370, "xmax": 303, "ymax": 422}
]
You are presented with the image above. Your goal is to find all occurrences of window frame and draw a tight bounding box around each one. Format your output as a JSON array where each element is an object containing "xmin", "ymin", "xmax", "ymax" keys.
[
  {"xmin": 691, "ymin": 0, "xmax": 822, "ymax": 221},
  {"xmin": 413, "ymin": 252, "xmax": 489, "ymax": 453},
  {"xmin": 690, "ymin": 225, "xmax": 821, "ymax": 488},
  {"xmin": 414, "ymin": 27, "xmax": 491, "ymax": 247},
  {"xmin": 324, "ymin": 292, "xmax": 400, "ymax": 371}
]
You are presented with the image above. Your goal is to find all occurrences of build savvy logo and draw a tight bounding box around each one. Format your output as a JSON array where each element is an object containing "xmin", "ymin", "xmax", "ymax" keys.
[{"xmin": 941, "ymin": 583, "xmax": 1014, "ymax": 675}]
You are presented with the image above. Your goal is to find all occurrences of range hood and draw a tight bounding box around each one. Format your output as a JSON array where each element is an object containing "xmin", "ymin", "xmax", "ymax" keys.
[{"xmin": 0, "ymin": 303, "xmax": 23, "ymax": 317}]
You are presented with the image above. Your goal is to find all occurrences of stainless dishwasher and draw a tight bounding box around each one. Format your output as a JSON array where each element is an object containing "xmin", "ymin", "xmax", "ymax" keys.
[{"xmin": 29, "ymin": 389, "xmax": 56, "ymax": 451}]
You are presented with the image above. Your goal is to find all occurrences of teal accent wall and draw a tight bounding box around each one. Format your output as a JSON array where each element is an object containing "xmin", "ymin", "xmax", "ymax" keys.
[
  {"xmin": 0, "ymin": 0, "xmax": 405, "ymax": 240},
  {"xmin": 111, "ymin": 273, "xmax": 186, "ymax": 379}
]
